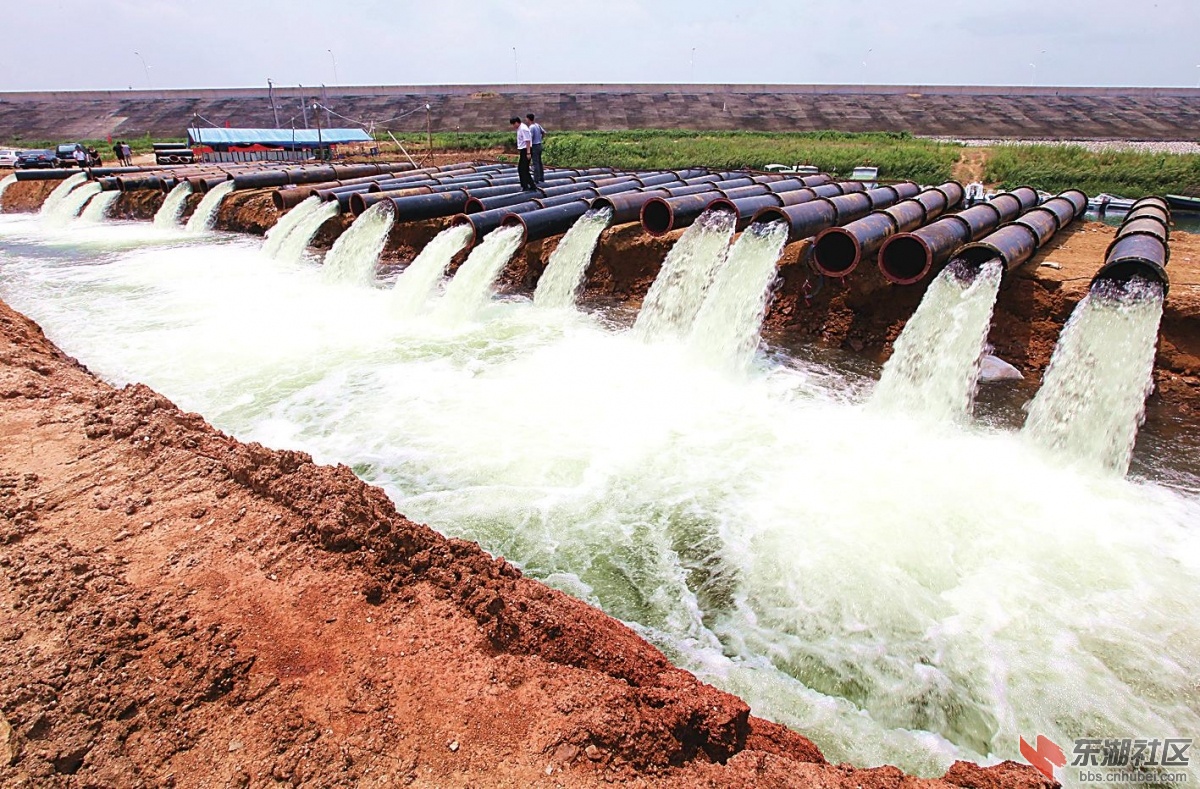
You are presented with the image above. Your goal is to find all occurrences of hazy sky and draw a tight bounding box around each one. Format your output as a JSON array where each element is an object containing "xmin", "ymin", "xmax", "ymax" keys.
[{"xmin": 2, "ymin": 0, "xmax": 1197, "ymax": 91}]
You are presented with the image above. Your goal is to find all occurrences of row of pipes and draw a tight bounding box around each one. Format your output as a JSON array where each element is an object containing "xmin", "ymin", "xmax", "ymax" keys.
[{"xmin": 11, "ymin": 160, "xmax": 1173, "ymax": 290}]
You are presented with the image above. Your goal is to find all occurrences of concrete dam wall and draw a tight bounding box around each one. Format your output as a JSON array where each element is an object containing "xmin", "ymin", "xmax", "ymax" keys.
[{"xmin": 0, "ymin": 83, "xmax": 1196, "ymax": 141}]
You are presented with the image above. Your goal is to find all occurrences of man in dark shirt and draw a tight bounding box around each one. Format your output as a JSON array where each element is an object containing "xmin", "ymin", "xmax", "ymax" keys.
[{"xmin": 525, "ymin": 113, "xmax": 545, "ymax": 184}]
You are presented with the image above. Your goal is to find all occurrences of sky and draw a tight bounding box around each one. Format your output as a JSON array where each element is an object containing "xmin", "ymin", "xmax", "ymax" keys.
[{"xmin": 2, "ymin": 0, "xmax": 1197, "ymax": 91}]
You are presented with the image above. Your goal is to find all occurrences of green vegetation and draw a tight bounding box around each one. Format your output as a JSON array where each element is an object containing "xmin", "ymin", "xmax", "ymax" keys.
[
  {"xmin": 383, "ymin": 130, "xmax": 962, "ymax": 183},
  {"xmin": 984, "ymin": 144, "xmax": 1200, "ymax": 198}
]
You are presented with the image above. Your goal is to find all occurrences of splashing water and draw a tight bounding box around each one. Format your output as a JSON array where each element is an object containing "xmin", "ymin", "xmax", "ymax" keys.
[
  {"xmin": 322, "ymin": 202, "xmax": 395, "ymax": 286},
  {"xmin": 79, "ymin": 190, "xmax": 120, "ymax": 223},
  {"xmin": 634, "ymin": 209, "xmax": 736, "ymax": 341},
  {"xmin": 38, "ymin": 172, "xmax": 89, "ymax": 217},
  {"xmin": 2, "ymin": 222, "xmax": 1199, "ymax": 789},
  {"xmin": 186, "ymin": 181, "xmax": 235, "ymax": 234},
  {"xmin": 0, "ymin": 174, "xmax": 16, "ymax": 204},
  {"xmin": 47, "ymin": 182, "xmax": 103, "ymax": 223},
  {"xmin": 688, "ymin": 220, "xmax": 790, "ymax": 372},
  {"xmin": 261, "ymin": 196, "xmax": 322, "ymax": 258},
  {"xmin": 1024, "ymin": 277, "xmax": 1165, "ymax": 475},
  {"xmin": 391, "ymin": 225, "xmax": 474, "ymax": 318},
  {"xmin": 871, "ymin": 259, "xmax": 1004, "ymax": 423},
  {"xmin": 267, "ymin": 200, "xmax": 339, "ymax": 264},
  {"xmin": 153, "ymin": 181, "xmax": 193, "ymax": 228},
  {"xmin": 434, "ymin": 224, "xmax": 524, "ymax": 325},
  {"xmin": 533, "ymin": 207, "xmax": 613, "ymax": 309}
]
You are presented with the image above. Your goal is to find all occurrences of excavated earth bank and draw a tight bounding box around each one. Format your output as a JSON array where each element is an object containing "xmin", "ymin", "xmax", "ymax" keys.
[{"xmin": 0, "ymin": 296, "xmax": 1056, "ymax": 787}]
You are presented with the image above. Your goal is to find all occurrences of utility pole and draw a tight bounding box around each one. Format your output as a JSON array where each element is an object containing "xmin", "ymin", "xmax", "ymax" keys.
[
  {"xmin": 300, "ymin": 88, "xmax": 309, "ymax": 129},
  {"xmin": 314, "ymin": 102, "xmax": 324, "ymax": 160},
  {"xmin": 320, "ymin": 84, "xmax": 333, "ymax": 128},
  {"xmin": 268, "ymin": 78, "xmax": 279, "ymax": 127},
  {"xmin": 425, "ymin": 103, "xmax": 433, "ymax": 156}
]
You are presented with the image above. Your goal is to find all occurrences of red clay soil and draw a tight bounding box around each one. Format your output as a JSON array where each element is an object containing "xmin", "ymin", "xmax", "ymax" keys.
[
  {"xmin": 0, "ymin": 179, "xmax": 60, "ymax": 213},
  {"xmin": 0, "ymin": 301, "xmax": 1053, "ymax": 788}
]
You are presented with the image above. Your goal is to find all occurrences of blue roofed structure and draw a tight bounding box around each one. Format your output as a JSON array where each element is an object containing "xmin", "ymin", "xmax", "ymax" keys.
[{"xmin": 187, "ymin": 127, "xmax": 372, "ymax": 148}]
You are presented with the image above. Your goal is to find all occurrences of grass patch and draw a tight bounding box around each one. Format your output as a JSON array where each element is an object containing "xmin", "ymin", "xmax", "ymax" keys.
[
  {"xmin": 383, "ymin": 130, "xmax": 962, "ymax": 183},
  {"xmin": 984, "ymin": 144, "xmax": 1200, "ymax": 198}
]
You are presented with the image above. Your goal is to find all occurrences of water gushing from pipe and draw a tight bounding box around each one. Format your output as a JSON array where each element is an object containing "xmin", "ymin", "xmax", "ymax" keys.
[
  {"xmin": 79, "ymin": 190, "xmax": 120, "ymax": 223},
  {"xmin": 48, "ymin": 182, "xmax": 102, "ymax": 223},
  {"xmin": 434, "ymin": 225, "xmax": 524, "ymax": 325},
  {"xmin": 688, "ymin": 219, "xmax": 790, "ymax": 372},
  {"xmin": 634, "ymin": 209, "xmax": 736, "ymax": 341},
  {"xmin": 186, "ymin": 181, "xmax": 235, "ymax": 234},
  {"xmin": 533, "ymin": 207, "xmax": 613, "ymax": 309},
  {"xmin": 38, "ymin": 172, "xmax": 88, "ymax": 217},
  {"xmin": 153, "ymin": 182, "xmax": 192, "ymax": 228},
  {"xmin": 261, "ymin": 196, "xmax": 322, "ymax": 258},
  {"xmin": 1023, "ymin": 276, "xmax": 1165, "ymax": 475},
  {"xmin": 870, "ymin": 259, "xmax": 1004, "ymax": 423},
  {"xmin": 322, "ymin": 202, "xmax": 395, "ymax": 286},
  {"xmin": 266, "ymin": 199, "xmax": 339, "ymax": 264},
  {"xmin": 391, "ymin": 225, "xmax": 473, "ymax": 318}
]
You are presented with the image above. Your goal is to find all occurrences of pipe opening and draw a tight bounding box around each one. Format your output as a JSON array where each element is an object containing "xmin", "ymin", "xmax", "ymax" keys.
[
  {"xmin": 957, "ymin": 245, "xmax": 1003, "ymax": 270},
  {"xmin": 1094, "ymin": 260, "xmax": 1169, "ymax": 291},
  {"xmin": 498, "ymin": 214, "xmax": 530, "ymax": 245},
  {"xmin": 449, "ymin": 214, "xmax": 478, "ymax": 247},
  {"xmin": 880, "ymin": 236, "xmax": 931, "ymax": 284},
  {"xmin": 642, "ymin": 199, "xmax": 674, "ymax": 236},
  {"xmin": 812, "ymin": 230, "xmax": 860, "ymax": 276}
]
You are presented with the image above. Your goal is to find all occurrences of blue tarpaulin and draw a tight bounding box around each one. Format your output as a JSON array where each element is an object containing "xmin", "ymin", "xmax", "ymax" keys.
[{"xmin": 187, "ymin": 128, "xmax": 371, "ymax": 147}]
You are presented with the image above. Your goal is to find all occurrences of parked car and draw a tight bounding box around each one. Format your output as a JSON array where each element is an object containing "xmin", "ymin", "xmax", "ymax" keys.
[
  {"xmin": 15, "ymin": 149, "xmax": 57, "ymax": 169},
  {"xmin": 0, "ymin": 149, "xmax": 19, "ymax": 168},
  {"xmin": 56, "ymin": 143, "xmax": 90, "ymax": 168}
]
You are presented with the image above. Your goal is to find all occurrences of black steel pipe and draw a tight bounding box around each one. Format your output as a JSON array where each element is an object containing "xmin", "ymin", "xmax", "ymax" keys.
[
  {"xmin": 13, "ymin": 169, "xmax": 78, "ymax": 181},
  {"xmin": 499, "ymin": 200, "xmax": 593, "ymax": 244},
  {"xmin": 451, "ymin": 202, "xmax": 541, "ymax": 246},
  {"xmin": 1093, "ymin": 197, "xmax": 1172, "ymax": 294},
  {"xmin": 877, "ymin": 186, "xmax": 1040, "ymax": 284},
  {"xmin": 811, "ymin": 182, "xmax": 963, "ymax": 276},
  {"xmin": 956, "ymin": 190, "xmax": 1088, "ymax": 275},
  {"xmin": 377, "ymin": 190, "xmax": 473, "ymax": 222}
]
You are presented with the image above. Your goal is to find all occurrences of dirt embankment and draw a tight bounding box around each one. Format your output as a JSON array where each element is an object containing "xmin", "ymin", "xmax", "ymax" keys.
[
  {"xmin": 0, "ymin": 300, "xmax": 1052, "ymax": 787},
  {"xmin": 0, "ymin": 179, "xmax": 60, "ymax": 213}
]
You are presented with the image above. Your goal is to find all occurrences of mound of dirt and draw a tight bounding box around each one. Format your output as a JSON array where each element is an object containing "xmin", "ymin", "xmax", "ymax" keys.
[{"xmin": 0, "ymin": 298, "xmax": 1051, "ymax": 787}]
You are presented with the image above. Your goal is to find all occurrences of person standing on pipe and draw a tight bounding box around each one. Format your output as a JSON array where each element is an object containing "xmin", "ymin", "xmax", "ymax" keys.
[
  {"xmin": 510, "ymin": 116, "xmax": 535, "ymax": 191},
  {"xmin": 526, "ymin": 113, "xmax": 546, "ymax": 184}
]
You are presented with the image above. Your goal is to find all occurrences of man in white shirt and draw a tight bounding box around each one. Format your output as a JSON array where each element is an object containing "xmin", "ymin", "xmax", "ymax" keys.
[
  {"xmin": 510, "ymin": 116, "xmax": 535, "ymax": 190},
  {"xmin": 525, "ymin": 113, "xmax": 545, "ymax": 184},
  {"xmin": 72, "ymin": 146, "xmax": 87, "ymax": 168}
]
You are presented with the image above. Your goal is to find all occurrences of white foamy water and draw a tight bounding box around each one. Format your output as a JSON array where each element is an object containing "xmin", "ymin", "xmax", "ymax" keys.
[
  {"xmin": 268, "ymin": 200, "xmax": 339, "ymax": 265},
  {"xmin": 322, "ymin": 202, "xmax": 394, "ymax": 286},
  {"xmin": 261, "ymin": 196, "xmax": 321, "ymax": 258},
  {"xmin": 634, "ymin": 209, "xmax": 736, "ymax": 340},
  {"xmin": 1024, "ymin": 277, "xmax": 1165, "ymax": 476},
  {"xmin": 688, "ymin": 219, "xmax": 790, "ymax": 372},
  {"xmin": 47, "ymin": 182, "xmax": 102, "ymax": 223},
  {"xmin": 871, "ymin": 259, "xmax": 1004, "ymax": 423},
  {"xmin": 391, "ymin": 224, "xmax": 473, "ymax": 318},
  {"xmin": 186, "ymin": 181, "xmax": 235, "ymax": 234},
  {"xmin": 153, "ymin": 181, "xmax": 192, "ymax": 228},
  {"xmin": 79, "ymin": 190, "xmax": 120, "ymax": 223},
  {"xmin": 533, "ymin": 207, "xmax": 613, "ymax": 309},
  {"xmin": 0, "ymin": 174, "xmax": 16, "ymax": 204},
  {"xmin": 0, "ymin": 216, "xmax": 1197, "ymax": 789},
  {"xmin": 38, "ymin": 172, "xmax": 88, "ymax": 216},
  {"xmin": 434, "ymin": 224, "xmax": 524, "ymax": 325}
]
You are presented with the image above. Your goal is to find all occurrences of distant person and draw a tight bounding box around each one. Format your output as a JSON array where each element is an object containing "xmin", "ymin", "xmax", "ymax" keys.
[
  {"xmin": 121, "ymin": 142, "xmax": 133, "ymax": 166},
  {"xmin": 1097, "ymin": 193, "xmax": 1111, "ymax": 219},
  {"xmin": 526, "ymin": 113, "xmax": 546, "ymax": 184},
  {"xmin": 510, "ymin": 116, "xmax": 535, "ymax": 191},
  {"xmin": 113, "ymin": 141, "xmax": 123, "ymax": 165},
  {"xmin": 87, "ymin": 146, "xmax": 100, "ymax": 167},
  {"xmin": 72, "ymin": 146, "xmax": 87, "ymax": 168}
]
